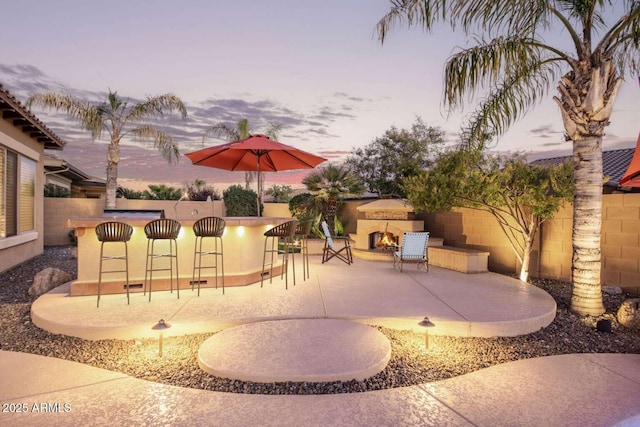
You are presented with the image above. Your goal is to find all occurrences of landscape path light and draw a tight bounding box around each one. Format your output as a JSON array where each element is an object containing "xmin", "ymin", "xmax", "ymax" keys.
[
  {"xmin": 152, "ymin": 319, "xmax": 171, "ymax": 357},
  {"xmin": 418, "ymin": 316, "xmax": 436, "ymax": 350}
]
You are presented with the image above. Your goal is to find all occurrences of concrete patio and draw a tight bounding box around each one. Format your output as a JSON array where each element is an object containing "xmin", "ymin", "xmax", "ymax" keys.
[{"xmin": 2, "ymin": 257, "xmax": 639, "ymax": 426}]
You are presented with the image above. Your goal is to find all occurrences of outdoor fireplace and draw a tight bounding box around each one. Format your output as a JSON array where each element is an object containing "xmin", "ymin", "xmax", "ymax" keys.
[{"xmin": 351, "ymin": 199, "xmax": 425, "ymax": 257}]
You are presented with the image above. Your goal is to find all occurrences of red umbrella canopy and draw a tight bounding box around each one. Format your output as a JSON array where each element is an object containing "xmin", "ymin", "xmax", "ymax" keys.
[
  {"xmin": 185, "ymin": 134, "xmax": 327, "ymax": 172},
  {"xmin": 619, "ymin": 133, "xmax": 640, "ymax": 188}
]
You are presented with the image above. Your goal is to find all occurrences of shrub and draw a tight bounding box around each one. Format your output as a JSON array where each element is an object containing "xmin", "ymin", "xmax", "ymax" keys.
[
  {"xmin": 44, "ymin": 184, "xmax": 70, "ymax": 198},
  {"xmin": 223, "ymin": 185, "xmax": 259, "ymax": 216},
  {"xmin": 142, "ymin": 184, "xmax": 183, "ymax": 200},
  {"xmin": 185, "ymin": 180, "xmax": 221, "ymax": 201},
  {"xmin": 117, "ymin": 187, "xmax": 144, "ymax": 199},
  {"xmin": 288, "ymin": 193, "xmax": 318, "ymax": 220},
  {"xmin": 265, "ymin": 184, "xmax": 293, "ymax": 203}
]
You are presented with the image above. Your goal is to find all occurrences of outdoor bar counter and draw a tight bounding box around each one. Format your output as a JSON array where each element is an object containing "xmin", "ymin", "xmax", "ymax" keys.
[{"xmin": 67, "ymin": 216, "xmax": 291, "ymax": 296}]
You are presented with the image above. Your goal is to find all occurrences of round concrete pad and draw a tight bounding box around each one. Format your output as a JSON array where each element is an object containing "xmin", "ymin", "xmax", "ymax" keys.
[{"xmin": 198, "ymin": 319, "xmax": 391, "ymax": 383}]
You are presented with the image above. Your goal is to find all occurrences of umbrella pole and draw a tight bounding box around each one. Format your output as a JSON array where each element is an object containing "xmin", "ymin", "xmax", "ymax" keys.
[{"xmin": 257, "ymin": 158, "xmax": 261, "ymax": 217}]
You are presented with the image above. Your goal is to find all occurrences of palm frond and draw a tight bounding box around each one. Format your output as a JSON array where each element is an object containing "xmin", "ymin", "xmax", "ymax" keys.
[
  {"xmin": 444, "ymin": 36, "xmax": 552, "ymax": 107},
  {"xmin": 377, "ymin": 0, "xmax": 552, "ymax": 42},
  {"xmin": 460, "ymin": 60, "xmax": 561, "ymax": 148},
  {"xmin": 265, "ymin": 123, "xmax": 284, "ymax": 141},
  {"xmin": 128, "ymin": 93, "xmax": 187, "ymax": 122},
  {"xmin": 452, "ymin": 0, "xmax": 548, "ymax": 35},
  {"xmin": 26, "ymin": 92, "xmax": 104, "ymax": 140},
  {"xmin": 202, "ymin": 123, "xmax": 242, "ymax": 144},
  {"xmin": 613, "ymin": 39, "xmax": 640, "ymax": 76},
  {"xmin": 130, "ymin": 126, "xmax": 180, "ymax": 163},
  {"xmin": 376, "ymin": 0, "xmax": 447, "ymax": 43},
  {"xmin": 598, "ymin": 2, "xmax": 640, "ymax": 56}
]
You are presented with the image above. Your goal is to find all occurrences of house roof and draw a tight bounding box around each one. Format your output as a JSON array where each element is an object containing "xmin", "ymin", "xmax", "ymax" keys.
[
  {"xmin": 530, "ymin": 147, "xmax": 636, "ymax": 188},
  {"xmin": 44, "ymin": 155, "xmax": 91, "ymax": 182},
  {"xmin": 0, "ymin": 83, "xmax": 65, "ymax": 150},
  {"xmin": 44, "ymin": 154, "xmax": 106, "ymax": 188}
]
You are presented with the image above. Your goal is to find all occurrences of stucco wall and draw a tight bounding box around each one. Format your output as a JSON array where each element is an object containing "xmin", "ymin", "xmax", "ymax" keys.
[
  {"xmin": 0, "ymin": 119, "xmax": 46, "ymax": 273},
  {"xmin": 43, "ymin": 195, "xmax": 640, "ymax": 291},
  {"xmin": 44, "ymin": 198, "xmax": 226, "ymax": 246}
]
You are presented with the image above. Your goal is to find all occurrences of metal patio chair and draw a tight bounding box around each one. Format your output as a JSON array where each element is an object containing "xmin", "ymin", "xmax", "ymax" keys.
[
  {"xmin": 261, "ymin": 219, "xmax": 298, "ymax": 289},
  {"xmin": 321, "ymin": 220, "xmax": 353, "ymax": 265},
  {"xmin": 294, "ymin": 220, "xmax": 313, "ymax": 281},
  {"xmin": 192, "ymin": 216, "xmax": 226, "ymax": 296},
  {"xmin": 144, "ymin": 218, "xmax": 181, "ymax": 301},
  {"xmin": 95, "ymin": 221, "xmax": 133, "ymax": 308},
  {"xmin": 393, "ymin": 232, "xmax": 429, "ymax": 272}
]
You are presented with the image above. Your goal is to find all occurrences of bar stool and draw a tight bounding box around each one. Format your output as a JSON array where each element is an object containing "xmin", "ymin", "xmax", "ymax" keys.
[
  {"xmin": 192, "ymin": 216, "xmax": 226, "ymax": 296},
  {"xmin": 261, "ymin": 219, "xmax": 298, "ymax": 289},
  {"xmin": 95, "ymin": 221, "xmax": 133, "ymax": 308},
  {"xmin": 144, "ymin": 218, "xmax": 181, "ymax": 301},
  {"xmin": 294, "ymin": 220, "xmax": 313, "ymax": 281}
]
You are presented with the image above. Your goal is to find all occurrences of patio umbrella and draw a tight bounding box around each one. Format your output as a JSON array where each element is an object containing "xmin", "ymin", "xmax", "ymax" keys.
[
  {"xmin": 185, "ymin": 134, "xmax": 327, "ymax": 215},
  {"xmin": 619, "ymin": 132, "xmax": 640, "ymax": 188}
]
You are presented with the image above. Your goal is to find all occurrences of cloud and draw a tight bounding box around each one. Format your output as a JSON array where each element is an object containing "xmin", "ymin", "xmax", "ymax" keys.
[
  {"xmin": 1, "ymin": 63, "xmax": 349, "ymax": 186},
  {"xmin": 317, "ymin": 150, "xmax": 352, "ymax": 160},
  {"xmin": 528, "ymin": 124, "xmax": 563, "ymax": 139}
]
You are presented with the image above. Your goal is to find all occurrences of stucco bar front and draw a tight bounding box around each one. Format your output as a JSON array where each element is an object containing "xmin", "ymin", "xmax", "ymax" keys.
[{"xmin": 67, "ymin": 217, "xmax": 290, "ymax": 296}]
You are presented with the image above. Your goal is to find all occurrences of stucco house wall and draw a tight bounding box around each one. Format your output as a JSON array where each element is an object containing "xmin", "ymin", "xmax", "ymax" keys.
[{"xmin": 0, "ymin": 85, "xmax": 65, "ymax": 273}]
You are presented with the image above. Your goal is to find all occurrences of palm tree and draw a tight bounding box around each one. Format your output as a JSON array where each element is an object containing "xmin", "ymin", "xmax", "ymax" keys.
[
  {"xmin": 302, "ymin": 164, "xmax": 364, "ymax": 234},
  {"xmin": 203, "ymin": 118, "xmax": 282, "ymax": 190},
  {"xmin": 377, "ymin": 1, "xmax": 640, "ymax": 316},
  {"xmin": 27, "ymin": 90, "xmax": 187, "ymax": 208}
]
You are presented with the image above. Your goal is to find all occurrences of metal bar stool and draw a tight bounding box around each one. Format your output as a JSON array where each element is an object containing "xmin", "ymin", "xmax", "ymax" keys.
[
  {"xmin": 144, "ymin": 219, "xmax": 181, "ymax": 301},
  {"xmin": 95, "ymin": 221, "xmax": 133, "ymax": 308},
  {"xmin": 294, "ymin": 220, "xmax": 313, "ymax": 281},
  {"xmin": 192, "ymin": 216, "xmax": 226, "ymax": 296},
  {"xmin": 261, "ymin": 219, "xmax": 298, "ymax": 289}
]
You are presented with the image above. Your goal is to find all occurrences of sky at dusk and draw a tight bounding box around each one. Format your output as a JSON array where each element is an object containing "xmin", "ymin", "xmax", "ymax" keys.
[{"xmin": 1, "ymin": 0, "xmax": 638, "ymax": 191}]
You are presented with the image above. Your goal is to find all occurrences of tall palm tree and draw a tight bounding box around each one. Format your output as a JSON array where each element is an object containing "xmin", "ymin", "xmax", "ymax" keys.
[
  {"xmin": 302, "ymin": 164, "xmax": 364, "ymax": 234},
  {"xmin": 27, "ymin": 89, "xmax": 187, "ymax": 208},
  {"xmin": 203, "ymin": 118, "xmax": 282, "ymax": 190},
  {"xmin": 377, "ymin": 0, "xmax": 640, "ymax": 316}
]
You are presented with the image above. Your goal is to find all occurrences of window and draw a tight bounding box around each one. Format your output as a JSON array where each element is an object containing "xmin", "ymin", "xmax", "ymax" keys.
[
  {"xmin": 20, "ymin": 155, "xmax": 36, "ymax": 232},
  {"xmin": 0, "ymin": 145, "xmax": 36, "ymax": 238}
]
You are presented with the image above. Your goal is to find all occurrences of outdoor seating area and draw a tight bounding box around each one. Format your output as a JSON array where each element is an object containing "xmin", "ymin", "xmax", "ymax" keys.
[{"xmin": 67, "ymin": 215, "xmax": 296, "ymax": 296}]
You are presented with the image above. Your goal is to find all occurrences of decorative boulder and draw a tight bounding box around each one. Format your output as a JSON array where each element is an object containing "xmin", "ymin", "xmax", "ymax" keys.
[
  {"xmin": 28, "ymin": 268, "xmax": 72, "ymax": 296},
  {"xmin": 617, "ymin": 299, "xmax": 640, "ymax": 330},
  {"xmin": 603, "ymin": 285, "xmax": 623, "ymax": 295}
]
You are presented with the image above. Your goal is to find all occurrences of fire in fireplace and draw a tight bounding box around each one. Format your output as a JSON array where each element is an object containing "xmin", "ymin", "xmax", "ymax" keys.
[{"xmin": 369, "ymin": 231, "xmax": 398, "ymax": 250}]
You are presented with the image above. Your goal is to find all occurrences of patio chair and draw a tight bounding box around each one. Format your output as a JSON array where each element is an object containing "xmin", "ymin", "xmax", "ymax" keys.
[
  {"xmin": 294, "ymin": 220, "xmax": 313, "ymax": 281},
  {"xmin": 144, "ymin": 218, "xmax": 181, "ymax": 301},
  {"xmin": 261, "ymin": 219, "xmax": 298, "ymax": 289},
  {"xmin": 192, "ymin": 216, "xmax": 226, "ymax": 296},
  {"xmin": 321, "ymin": 221, "xmax": 353, "ymax": 265},
  {"xmin": 393, "ymin": 232, "xmax": 429, "ymax": 272},
  {"xmin": 95, "ymin": 221, "xmax": 133, "ymax": 308}
]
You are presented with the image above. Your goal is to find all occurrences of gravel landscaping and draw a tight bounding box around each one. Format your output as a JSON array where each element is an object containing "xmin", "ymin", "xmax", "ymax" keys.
[{"xmin": 0, "ymin": 246, "xmax": 638, "ymax": 395}]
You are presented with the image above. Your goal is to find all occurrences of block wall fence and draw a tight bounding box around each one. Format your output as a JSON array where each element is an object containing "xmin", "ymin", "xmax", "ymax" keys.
[
  {"xmin": 44, "ymin": 194, "xmax": 639, "ymax": 290},
  {"xmin": 423, "ymin": 193, "xmax": 640, "ymax": 291}
]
